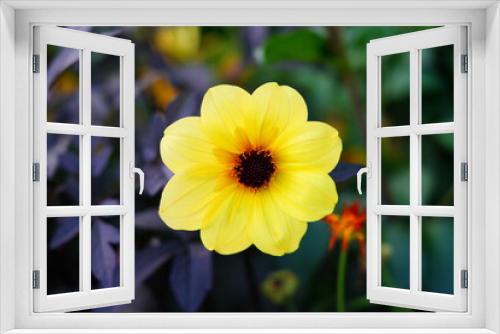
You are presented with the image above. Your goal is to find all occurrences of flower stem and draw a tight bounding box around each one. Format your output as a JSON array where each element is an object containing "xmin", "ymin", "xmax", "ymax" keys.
[{"xmin": 336, "ymin": 247, "xmax": 348, "ymax": 312}]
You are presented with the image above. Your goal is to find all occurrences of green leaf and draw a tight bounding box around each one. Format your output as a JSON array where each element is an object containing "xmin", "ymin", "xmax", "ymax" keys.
[{"xmin": 263, "ymin": 29, "xmax": 327, "ymax": 63}]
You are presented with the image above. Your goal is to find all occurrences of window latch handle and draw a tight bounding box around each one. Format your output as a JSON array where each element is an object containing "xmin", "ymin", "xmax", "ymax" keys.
[
  {"xmin": 130, "ymin": 162, "xmax": 145, "ymax": 195},
  {"xmin": 356, "ymin": 165, "xmax": 370, "ymax": 195}
]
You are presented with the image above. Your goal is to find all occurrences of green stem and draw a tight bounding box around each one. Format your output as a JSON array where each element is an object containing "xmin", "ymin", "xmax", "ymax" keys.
[{"xmin": 336, "ymin": 247, "xmax": 348, "ymax": 312}]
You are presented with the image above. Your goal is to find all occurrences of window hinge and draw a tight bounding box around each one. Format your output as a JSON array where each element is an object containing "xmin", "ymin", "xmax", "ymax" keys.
[
  {"xmin": 461, "ymin": 54, "xmax": 468, "ymax": 73},
  {"xmin": 461, "ymin": 162, "xmax": 468, "ymax": 182},
  {"xmin": 461, "ymin": 269, "xmax": 468, "ymax": 289},
  {"xmin": 32, "ymin": 54, "xmax": 40, "ymax": 73},
  {"xmin": 32, "ymin": 270, "xmax": 40, "ymax": 289},
  {"xmin": 32, "ymin": 163, "xmax": 40, "ymax": 182}
]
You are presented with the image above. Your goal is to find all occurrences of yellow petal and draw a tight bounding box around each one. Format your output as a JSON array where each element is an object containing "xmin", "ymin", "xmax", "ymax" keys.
[
  {"xmin": 160, "ymin": 117, "xmax": 219, "ymax": 174},
  {"xmin": 271, "ymin": 171, "xmax": 338, "ymax": 222},
  {"xmin": 274, "ymin": 121, "xmax": 342, "ymax": 173},
  {"xmin": 200, "ymin": 186, "xmax": 252, "ymax": 255},
  {"xmin": 249, "ymin": 190, "xmax": 307, "ymax": 256},
  {"xmin": 281, "ymin": 85, "xmax": 308, "ymax": 125},
  {"xmin": 251, "ymin": 83, "xmax": 308, "ymax": 147},
  {"xmin": 200, "ymin": 85, "xmax": 255, "ymax": 153},
  {"xmin": 158, "ymin": 168, "xmax": 220, "ymax": 231}
]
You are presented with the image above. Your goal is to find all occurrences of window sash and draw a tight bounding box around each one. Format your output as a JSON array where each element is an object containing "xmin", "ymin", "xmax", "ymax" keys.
[
  {"xmin": 3, "ymin": 4, "xmax": 490, "ymax": 331},
  {"xmin": 366, "ymin": 26, "xmax": 468, "ymax": 312},
  {"xmin": 32, "ymin": 26, "xmax": 135, "ymax": 313}
]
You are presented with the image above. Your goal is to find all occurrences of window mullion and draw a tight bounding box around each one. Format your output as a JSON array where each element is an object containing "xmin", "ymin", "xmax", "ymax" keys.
[
  {"xmin": 409, "ymin": 48, "xmax": 421, "ymax": 293},
  {"xmin": 80, "ymin": 48, "xmax": 92, "ymax": 293}
]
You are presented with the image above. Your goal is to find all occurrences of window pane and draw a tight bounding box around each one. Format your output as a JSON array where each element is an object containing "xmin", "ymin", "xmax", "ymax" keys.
[
  {"xmin": 421, "ymin": 45, "xmax": 454, "ymax": 124},
  {"xmin": 381, "ymin": 136, "xmax": 410, "ymax": 205},
  {"xmin": 421, "ymin": 217, "xmax": 454, "ymax": 294},
  {"xmin": 421, "ymin": 134, "xmax": 454, "ymax": 206},
  {"xmin": 91, "ymin": 52, "xmax": 121, "ymax": 127},
  {"xmin": 91, "ymin": 137, "xmax": 121, "ymax": 205},
  {"xmin": 47, "ymin": 45, "xmax": 80, "ymax": 124},
  {"xmin": 381, "ymin": 215, "xmax": 410, "ymax": 289},
  {"xmin": 47, "ymin": 217, "xmax": 80, "ymax": 295},
  {"xmin": 91, "ymin": 216, "xmax": 121, "ymax": 290},
  {"xmin": 47, "ymin": 134, "xmax": 80, "ymax": 206},
  {"xmin": 381, "ymin": 52, "xmax": 410, "ymax": 127}
]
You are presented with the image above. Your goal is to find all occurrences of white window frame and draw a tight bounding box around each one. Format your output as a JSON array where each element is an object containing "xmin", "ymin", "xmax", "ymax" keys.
[
  {"xmin": 0, "ymin": 1, "xmax": 499, "ymax": 333},
  {"xmin": 366, "ymin": 26, "xmax": 468, "ymax": 312},
  {"xmin": 32, "ymin": 26, "xmax": 136, "ymax": 312}
]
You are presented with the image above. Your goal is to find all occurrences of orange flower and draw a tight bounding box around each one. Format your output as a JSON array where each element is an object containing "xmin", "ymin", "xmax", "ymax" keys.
[
  {"xmin": 324, "ymin": 202, "xmax": 366, "ymax": 253},
  {"xmin": 148, "ymin": 77, "xmax": 178, "ymax": 110}
]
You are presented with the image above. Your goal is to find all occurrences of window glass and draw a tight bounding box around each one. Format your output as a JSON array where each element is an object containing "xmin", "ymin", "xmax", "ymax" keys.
[
  {"xmin": 421, "ymin": 134, "xmax": 454, "ymax": 206},
  {"xmin": 91, "ymin": 137, "xmax": 121, "ymax": 205},
  {"xmin": 47, "ymin": 134, "xmax": 80, "ymax": 206},
  {"xmin": 91, "ymin": 216, "xmax": 121, "ymax": 290},
  {"xmin": 421, "ymin": 45, "xmax": 454, "ymax": 124},
  {"xmin": 47, "ymin": 45, "xmax": 80, "ymax": 124},
  {"xmin": 91, "ymin": 52, "xmax": 121, "ymax": 127},
  {"xmin": 421, "ymin": 217, "xmax": 454, "ymax": 294},
  {"xmin": 381, "ymin": 215, "xmax": 410, "ymax": 289},
  {"xmin": 47, "ymin": 217, "xmax": 80, "ymax": 294},
  {"xmin": 381, "ymin": 52, "xmax": 410, "ymax": 127},
  {"xmin": 381, "ymin": 136, "xmax": 410, "ymax": 205}
]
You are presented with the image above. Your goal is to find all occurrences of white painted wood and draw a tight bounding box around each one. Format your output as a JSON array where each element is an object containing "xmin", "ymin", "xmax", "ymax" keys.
[
  {"xmin": 374, "ymin": 122, "xmax": 454, "ymax": 137},
  {"xmin": 46, "ymin": 206, "xmax": 127, "ymax": 217},
  {"xmin": 366, "ymin": 26, "xmax": 468, "ymax": 312},
  {"xmin": 485, "ymin": 4, "xmax": 500, "ymax": 333},
  {"xmin": 373, "ymin": 205, "xmax": 455, "ymax": 217},
  {"xmin": 121, "ymin": 37, "xmax": 135, "ymax": 300},
  {"xmin": 409, "ymin": 48, "xmax": 421, "ymax": 293},
  {"xmin": 0, "ymin": 3, "xmax": 16, "ymax": 334},
  {"xmin": 32, "ymin": 26, "xmax": 135, "ymax": 313},
  {"xmin": 5, "ymin": 3, "xmax": 491, "ymax": 333},
  {"xmin": 3, "ymin": 0, "xmax": 497, "ymax": 10},
  {"xmin": 46, "ymin": 123, "xmax": 127, "ymax": 138}
]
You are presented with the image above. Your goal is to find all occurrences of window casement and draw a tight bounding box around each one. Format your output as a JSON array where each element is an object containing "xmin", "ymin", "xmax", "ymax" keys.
[
  {"xmin": 32, "ymin": 26, "xmax": 140, "ymax": 312},
  {"xmin": 29, "ymin": 24, "xmax": 468, "ymax": 314},
  {"xmin": 363, "ymin": 26, "xmax": 468, "ymax": 312},
  {"xmin": 3, "ymin": 2, "xmax": 498, "ymax": 333}
]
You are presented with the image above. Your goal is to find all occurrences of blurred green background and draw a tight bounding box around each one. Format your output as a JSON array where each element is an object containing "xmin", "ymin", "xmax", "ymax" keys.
[{"xmin": 46, "ymin": 26, "xmax": 455, "ymax": 312}]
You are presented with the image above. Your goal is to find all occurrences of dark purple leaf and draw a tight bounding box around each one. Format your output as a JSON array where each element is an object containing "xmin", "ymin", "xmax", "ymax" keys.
[
  {"xmin": 136, "ymin": 242, "xmax": 180, "ymax": 285},
  {"xmin": 99, "ymin": 27, "xmax": 123, "ymax": 37},
  {"xmin": 141, "ymin": 112, "xmax": 169, "ymax": 163},
  {"xmin": 92, "ymin": 285, "xmax": 158, "ymax": 312},
  {"xmin": 165, "ymin": 92, "xmax": 201, "ymax": 124},
  {"xmin": 53, "ymin": 177, "xmax": 79, "ymax": 204},
  {"xmin": 59, "ymin": 152, "xmax": 79, "ymax": 174},
  {"xmin": 90, "ymin": 86, "xmax": 109, "ymax": 120},
  {"xmin": 47, "ymin": 48, "xmax": 80, "ymax": 88},
  {"xmin": 46, "ymin": 93, "xmax": 80, "ymax": 124},
  {"xmin": 169, "ymin": 243, "xmax": 213, "ymax": 312},
  {"xmin": 173, "ymin": 231, "xmax": 196, "ymax": 242},
  {"xmin": 47, "ymin": 134, "xmax": 79, "ymax": 179},
  {"xmin": 330, "ymin": 161, "xmax": 361, "ymax": 183},
  {"xmin": 135, "ymin": 209, "xmax": 168, "ymax": 231},
  {"xmin": 99, "ymin": 198, "xmax": 120, "ymax": 206},
  {"xmin": 91, "ymin": 77, "xmax": 120, "ymax": 125},
  {"xmin": 91, "ymin": 137, "xmax": 113, "ymax": 177},
  {"xmin": 91, "ymin": 220, "xmax": 120, "ymax": 288},
  {"xmin": 170, "ymin": 65, "xmax": 213, "ymax": 92},
  {"xmin": 241, "ymin": 27, "xmax": 268, "ymax": 64},
  {"xmin": 65, "ymin": 26, "xmax": 92, "ymax": 32},
  {"xmin": 49, "ymin": 217, "xmax": 79, "ymax": 250},
  {"xmin": 143, "ymin": 161, "xmax": 173, "ymax": 197}
]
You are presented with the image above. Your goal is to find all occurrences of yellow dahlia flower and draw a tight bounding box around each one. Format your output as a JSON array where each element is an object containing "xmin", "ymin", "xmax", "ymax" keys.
[{"xmin": 159, "ymin": 82, "xmax": 342, "ymax": 256}]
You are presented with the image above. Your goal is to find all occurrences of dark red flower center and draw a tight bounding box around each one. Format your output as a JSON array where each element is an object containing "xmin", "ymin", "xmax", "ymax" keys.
[{"xmin": 234, "ymin": 150, "xmax": 275, "ymax": 189}]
